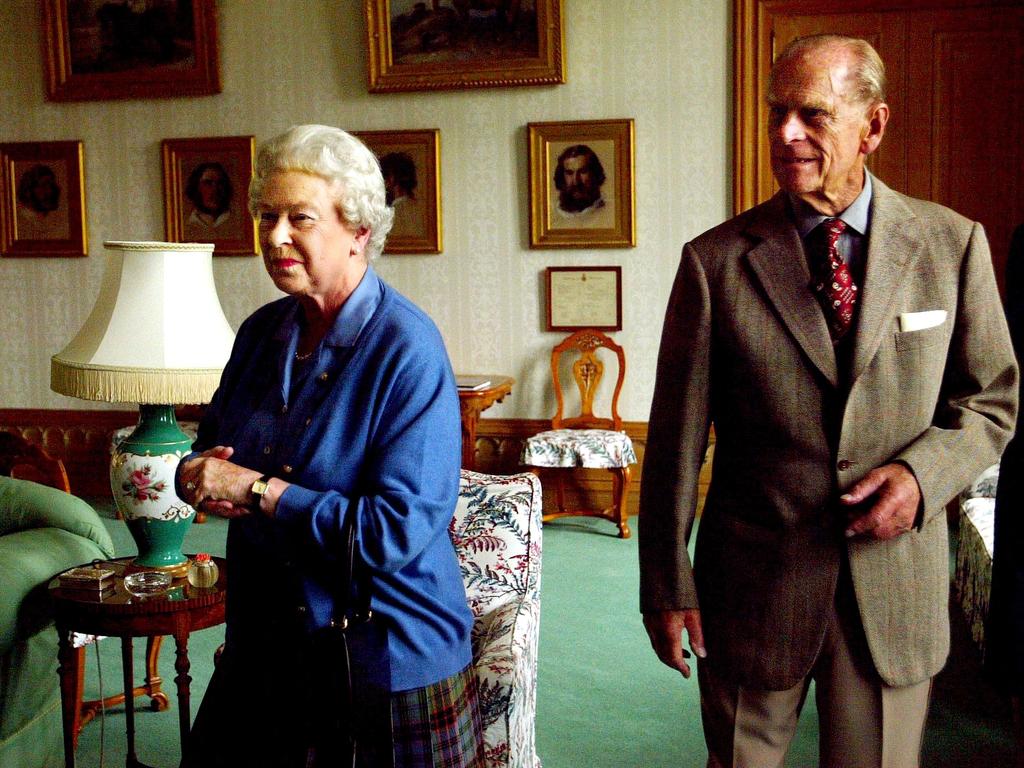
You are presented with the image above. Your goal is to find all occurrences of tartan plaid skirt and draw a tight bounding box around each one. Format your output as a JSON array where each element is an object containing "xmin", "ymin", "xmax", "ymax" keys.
[
  {"xmin": 185, "ymin": 645, "xmax": 483, "ymax": 767},
  {"xmin": 388, "ymin": 664, "xmax": 485, "ymax": 768}
]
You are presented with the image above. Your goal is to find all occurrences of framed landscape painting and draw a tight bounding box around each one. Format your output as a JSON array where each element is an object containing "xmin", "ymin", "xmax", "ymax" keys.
[
  {"xmin": 0, "ymin": 141, "xmax": 87, "ymax": 258},
  {"xmin": 43, "ymin": 0, "xmax": 221, "ymax": 101},
  {"xmin": 365, "ymin": 0, "xmax": 565, "ymax": 92}
]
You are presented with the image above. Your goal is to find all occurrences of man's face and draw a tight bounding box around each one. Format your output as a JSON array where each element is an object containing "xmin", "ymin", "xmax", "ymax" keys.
[
  {"xmin": 197, "ymin": 168, "xmax": 229, "ymax": 215},
  {"xmin": 767, "ymin": 46, "xmax": 886, "ymax": 215},
  {"xmin": 559, "ymin": 155, "xmax": 601, "ymax": 212}
]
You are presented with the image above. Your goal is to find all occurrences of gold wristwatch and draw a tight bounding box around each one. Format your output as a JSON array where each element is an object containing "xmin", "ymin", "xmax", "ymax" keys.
[{"xmin": 250, "ymin": 474, "xmax": 271, "ymax": 510}]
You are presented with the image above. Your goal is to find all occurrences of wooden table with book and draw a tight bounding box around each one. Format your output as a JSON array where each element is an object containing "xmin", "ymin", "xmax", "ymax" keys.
[
  {"xmin": 456, "ymin": 375, "xmax": 514, "ymax": 471},
  {"xmin": 49, "ymin": 557, "xmax": 226, "ymax": 768}
]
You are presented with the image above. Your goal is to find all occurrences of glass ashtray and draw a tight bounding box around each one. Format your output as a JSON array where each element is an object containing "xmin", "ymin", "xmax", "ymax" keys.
[{"xmin": 123, "ymin": 570, "xmax": 173, "ymax": 596}]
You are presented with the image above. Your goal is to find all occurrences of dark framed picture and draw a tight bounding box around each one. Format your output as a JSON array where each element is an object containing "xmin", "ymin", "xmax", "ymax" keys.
[
  {"xmin": 0, "ymin": 141, "xmax": 87, "ymax": 258},
  {"xmin": 42, "ymin": 0, "xmax": 221, "ymax": 101},
  {"xmin": 528, "ymin": 119, "xmax": 636, "ymax": 249},
  {"xmin": 546, "ymin": 266, "xmax": 622, "ymax": 331},
  {"xmin": 365, "ymin": 0, "xmax": 565, "ymax": 93},
  {"xmin": 161, "ymin": 136, "xmax": 256, "ymax": 256},
  {"xmin": 353, "ymin": 129, "xmax": 442, "ymax": 254}
]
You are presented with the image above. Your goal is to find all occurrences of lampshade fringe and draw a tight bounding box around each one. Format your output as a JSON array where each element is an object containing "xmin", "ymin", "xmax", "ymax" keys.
[{"xmin": 50, "ymin": 360, "xmax": 222, "ymax": 405}]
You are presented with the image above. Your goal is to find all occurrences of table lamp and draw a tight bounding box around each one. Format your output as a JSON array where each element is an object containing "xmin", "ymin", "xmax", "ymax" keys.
[{"xmin": 51, "ymin": 241, "xmax": 235, "ymax": 576}]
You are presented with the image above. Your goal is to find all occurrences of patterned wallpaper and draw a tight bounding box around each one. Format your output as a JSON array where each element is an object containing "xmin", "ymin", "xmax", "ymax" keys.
[{"xmin": 0, "ymin": 0, "xmax": 730, "ymax": 420}]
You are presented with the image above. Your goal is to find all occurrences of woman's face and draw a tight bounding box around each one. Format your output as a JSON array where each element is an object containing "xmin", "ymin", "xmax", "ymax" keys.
[{"xmin": 255, "ymin": 171, "xmax": 370, "ymax": 312}]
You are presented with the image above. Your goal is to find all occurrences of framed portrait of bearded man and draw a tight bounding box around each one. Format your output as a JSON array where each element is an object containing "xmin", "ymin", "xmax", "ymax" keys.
[{"xmin": 528, "ymin": 119, "xmax": 635, "ymax": 248}]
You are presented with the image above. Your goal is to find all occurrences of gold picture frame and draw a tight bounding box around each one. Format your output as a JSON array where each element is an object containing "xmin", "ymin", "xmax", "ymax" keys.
[
  {"xmin": 0, "ymin": 140, "xmax": 87, "ymax": 258},
  {"xmin": 42, "ymin": 0, "xmax": 221, "ymax": 102},
  {"xmin": 161, "ymin": 136, "xmax": 256, "ymax": 256},
  {"xmin": 528, "ymin": 119, "xmax": 636, "ymax": 249},
  {"xmin": 365, "ymin": 0, "xmax": 565, "ymax": 93},
  {"xmin": 546, "ymin": 266, "xmax": 622, "ymax": 331},
  {"xmin": 353, "ymin": 129, "xmax": 442, "ymax": 254}
]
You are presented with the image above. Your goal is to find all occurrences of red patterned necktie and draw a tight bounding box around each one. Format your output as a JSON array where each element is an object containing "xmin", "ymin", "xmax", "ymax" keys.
[{"xmin": 812, "ymin": 218, "xmax": 858, "ymax": 342}]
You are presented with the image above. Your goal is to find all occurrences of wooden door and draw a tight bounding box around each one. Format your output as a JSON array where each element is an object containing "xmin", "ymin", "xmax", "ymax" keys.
[{"xmin": 735, "ymin": 0, "xmax": 1024, "ymax": 294}]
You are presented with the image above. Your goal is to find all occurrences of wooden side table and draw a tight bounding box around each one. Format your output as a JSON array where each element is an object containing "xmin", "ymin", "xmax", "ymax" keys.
[
  {"xmin": 457, "ymin": 375, "xmax": 514, "ymax": 470},
  {"xmin": 49, "ymin": 557, "xmax": 226, "ymax": 768}
]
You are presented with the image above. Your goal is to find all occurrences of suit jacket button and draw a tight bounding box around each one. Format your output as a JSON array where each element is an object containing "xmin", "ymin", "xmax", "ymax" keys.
[{"xmin": 837, "ymin": 459, "xmax": 852, "ymax": 471}]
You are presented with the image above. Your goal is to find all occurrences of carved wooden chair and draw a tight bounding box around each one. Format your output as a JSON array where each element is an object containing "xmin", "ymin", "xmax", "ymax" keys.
[
  {"xmin": 0, "ymin": 430, "xmax": 70, "ymax": 492},
  {"xmin": 0, "ymin": 430, "xmax": 167, "ymax": 747},
  {"xmin": 519, "ymin": 329, "xmax": 637, "ymax": 538}
]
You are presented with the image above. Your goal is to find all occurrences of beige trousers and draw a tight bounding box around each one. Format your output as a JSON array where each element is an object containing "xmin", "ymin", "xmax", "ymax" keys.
[{"xmin": 698, "ymin": 574, "xmax": 932, "ymax": 768}]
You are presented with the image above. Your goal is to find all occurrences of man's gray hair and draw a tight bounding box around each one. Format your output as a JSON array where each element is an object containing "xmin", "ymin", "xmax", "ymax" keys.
[
  {"xmin": 249, "ymin": 124, "xmax": 394, "ymax": 260},
  {"xmin": 769, "ymin": 34, "xmax": 887, "ymax": 108}
]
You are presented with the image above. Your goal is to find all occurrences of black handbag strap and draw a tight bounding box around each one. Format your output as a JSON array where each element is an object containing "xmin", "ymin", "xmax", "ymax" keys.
[
  {"xmin": 339, "ymin": 506, "xmax": 372, "ymax": 624},
  {"xmin": 328, "ymin": 506, "xmax": 392, "ymax": 768}
]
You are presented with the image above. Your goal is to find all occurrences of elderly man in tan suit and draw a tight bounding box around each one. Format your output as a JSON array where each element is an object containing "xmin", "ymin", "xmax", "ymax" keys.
[{"xmin": 639, "ymin": 34, "xmax": 1018, "ymax": 768}]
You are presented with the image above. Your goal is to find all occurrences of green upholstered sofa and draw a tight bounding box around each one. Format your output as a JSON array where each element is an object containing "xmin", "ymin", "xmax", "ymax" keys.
[{"xmin": 0, "ymin": 476, "xmax": 114, "ymax": 768}]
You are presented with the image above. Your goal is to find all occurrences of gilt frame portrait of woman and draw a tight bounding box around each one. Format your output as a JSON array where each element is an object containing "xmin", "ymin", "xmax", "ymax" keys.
[{"xmin": 161, "ymin": 135, "xmax": 256, "ymax": 256}]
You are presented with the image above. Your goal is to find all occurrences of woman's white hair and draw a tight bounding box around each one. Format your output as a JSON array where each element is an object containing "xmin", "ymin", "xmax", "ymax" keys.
[{"xmin": 248, "ymin": 124, "xmax": 394, "ymax": 260}]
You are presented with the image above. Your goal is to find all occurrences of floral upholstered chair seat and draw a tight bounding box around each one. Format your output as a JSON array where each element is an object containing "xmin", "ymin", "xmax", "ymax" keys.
[
  {"xmin": 955, "ymin": 462, "xmax": 999, "ymax": 651},
  {"xmin": 449, "ymin": 470, "xmax": 543, "ymax": 768},
  {"xmin": 520, "ymin": 428, "xmax": 636, "ymax": 469},
  {"xmin": 519, "ymin": 329, "xmax": 636, "ymax": 538}
]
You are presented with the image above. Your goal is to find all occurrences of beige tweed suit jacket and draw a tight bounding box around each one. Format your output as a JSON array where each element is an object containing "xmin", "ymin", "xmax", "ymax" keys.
[{"xmin": 639, "ymin": 177, "xmax": 1018, "ymax": 689}]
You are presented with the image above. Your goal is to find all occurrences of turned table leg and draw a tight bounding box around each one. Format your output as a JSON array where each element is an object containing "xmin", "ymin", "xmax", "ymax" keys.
[
  {"xmin": 173, "ymin": 623, "xmax": 193, "ymax": 761},
  {"xmin": 56, "ymin": 624, "xmax": 77, "ymax": 768},
  {"xmin": 121, "ymin": 638, "xmax": 140, "ymax": 768}
]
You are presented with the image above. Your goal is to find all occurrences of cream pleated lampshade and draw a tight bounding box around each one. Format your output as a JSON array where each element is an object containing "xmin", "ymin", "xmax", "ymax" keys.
[{"xmin": 51, "ymin": 240, "xmax": 235, "ymax": 405}]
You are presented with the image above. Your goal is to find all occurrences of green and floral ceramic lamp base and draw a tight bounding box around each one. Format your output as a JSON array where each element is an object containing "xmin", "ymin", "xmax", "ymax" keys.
[
  {"xmin": 111, "ymin": 404, "xmax": 196, "ymax": 577},
  {"xmin": 49, "ymin": 241, "xmax": 235, "ymax": 578}
]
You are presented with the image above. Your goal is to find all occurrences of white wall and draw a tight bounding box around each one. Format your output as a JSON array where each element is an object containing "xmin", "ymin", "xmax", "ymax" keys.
[{"xmin": 0, "ymin": 0, "xmax": 731, "ymax": 420}]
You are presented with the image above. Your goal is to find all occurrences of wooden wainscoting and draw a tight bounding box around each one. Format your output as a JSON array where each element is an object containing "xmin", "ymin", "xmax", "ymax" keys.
[
  {"xmin": 0, "ymin": 407, "xmax": 204, "ymax": 498},
  {"xmin": 0, "ymin": 409, "xmax": 716, "ymax": 517}
]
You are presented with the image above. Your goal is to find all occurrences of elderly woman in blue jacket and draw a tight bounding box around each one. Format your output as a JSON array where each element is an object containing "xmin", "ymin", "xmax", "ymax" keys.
[{"xmin": 177, "ymin": 124, "xmax": 482, "ymax": 768}]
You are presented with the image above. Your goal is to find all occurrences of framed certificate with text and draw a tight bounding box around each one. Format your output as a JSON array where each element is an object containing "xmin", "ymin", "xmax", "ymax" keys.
[{"xmin": 546, "ymin": 266, "xmax": 622, "ymax": 331}]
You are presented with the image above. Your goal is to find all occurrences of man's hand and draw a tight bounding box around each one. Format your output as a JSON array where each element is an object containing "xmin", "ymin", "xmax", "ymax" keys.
[
  {"xmin": 841, "ymin": 462, "xmax": 921, "ymax": 540},
  {"xmin": 642, "ymin": 609, "xmax": 706, "ymax": 678}
]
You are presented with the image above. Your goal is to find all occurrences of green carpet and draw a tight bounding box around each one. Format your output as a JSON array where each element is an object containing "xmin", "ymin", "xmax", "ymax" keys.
[{"xmin": 69, "ymin": 507, "xmax": 1013, "ymax": 768}]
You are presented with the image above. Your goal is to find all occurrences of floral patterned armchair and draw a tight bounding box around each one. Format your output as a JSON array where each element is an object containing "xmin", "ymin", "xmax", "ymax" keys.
[
  {"xmin": 449, "ymin": 470, "xmax": 543, "ymax": 768},
  {"xmin": 955, "ymin": 462, "xmax": 1000, "ymax": 652}
]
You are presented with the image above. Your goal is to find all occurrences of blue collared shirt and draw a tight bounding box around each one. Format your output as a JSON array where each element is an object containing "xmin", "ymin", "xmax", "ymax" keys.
[{"xmin": 791, "ymin": 171, "xmax": 873, "ymax": 279}]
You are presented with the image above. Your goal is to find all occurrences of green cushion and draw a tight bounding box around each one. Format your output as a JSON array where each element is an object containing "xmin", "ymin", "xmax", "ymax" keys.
[
  {"xmin": 0, "ymin": 477, "xmax": 115, "ymax": 656},
  {"xmin": 0, "ymin": 476, "xmax": 113, "ymax": 552}
]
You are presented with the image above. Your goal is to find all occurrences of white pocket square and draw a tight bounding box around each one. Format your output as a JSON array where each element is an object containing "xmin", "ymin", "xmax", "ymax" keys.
[{"xmin": 899, "ymin": 310, "xmax": 947, "ymax": 332}]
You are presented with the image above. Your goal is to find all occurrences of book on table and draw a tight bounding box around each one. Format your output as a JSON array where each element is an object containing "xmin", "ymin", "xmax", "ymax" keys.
[{"xmin": 456, "ymin": 375, "xmax": 492, "ymax": 391}]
